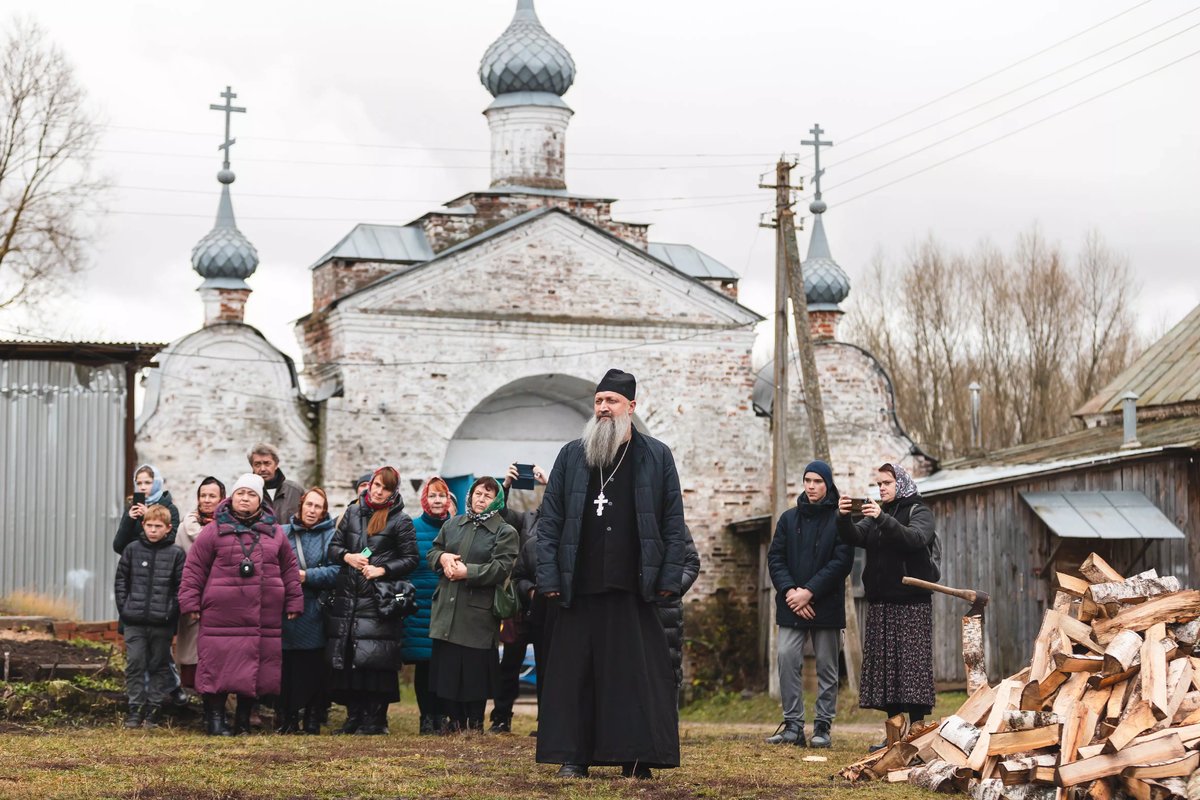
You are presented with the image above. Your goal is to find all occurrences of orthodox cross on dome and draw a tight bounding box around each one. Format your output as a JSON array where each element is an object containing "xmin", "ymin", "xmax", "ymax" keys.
[
  {"xmin": 801, "ymin": 123, "xmax": 833, "ymax": 204},
  {"xmin": 209, "ymin": 85, "xmax": 246, "ymax": 171}
]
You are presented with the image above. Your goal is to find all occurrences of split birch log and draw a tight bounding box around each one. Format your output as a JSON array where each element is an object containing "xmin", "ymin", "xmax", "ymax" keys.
[
  {"xmin": 1031, "ymin": 611, "xmax": 1063, "ymax": 682},
  {"xmin": 1142, "ymin": 622, "xmax": 1170, "ymax": 720},
  {"xmin": 885, "ymin": 713, "xmax": 908, "ymax": 746},
  {"xmin": 1170, "ymin": 619, "xmax": 1200, "ymax": 653},
  {"xmin": 1079, "ymin": 553, "xmax": 1124, "ymax": 585},
  {"xmin": 1146, "ymin": 776, "xmax": 1187, "ymax": 799},
  {"xmin": 1022, "ymin": 670, "xmax": 1070, "ymax": 711},
  {"xmin": 1187, "ymin": 764, "xmax": 1200, "ymax": 800},
  {"xmin": 971, "ymin": 777, "xmax": 1005, "ymax": 800},
  {"xmin": 1059, "ymin": 613, "xmax": 1106, "ymax": 655},
  {"xmin": 964, "ymin": 614, "xmax": 989, "ymax": 695},
  {"xmin": 1104, "ymin": 700, "xmax": 1161, "ymax": 753},
  {"xmin": 1121, "ymin": 750, "xmax": 1200, "ymax": 780},
  {"xmin": 1058, "ymin": 572, "xmax": 1092, "ymax": 597},
  {"xmin": 970, "ymin": 679, "xmax": 1022, "ymax": 771},
  {"xmin": 908, "ymin": 759, "xmax": 965, "ymax": 793},
  {"xmin": 930, "ymin": 735, "xmax": 971, "ymax": 767},
  {"xmin": 1088, "ymin": 575, "xmax": 1181, "ymax": 612},
  {"xmin": 1078, "ymin": 743, "xmax": 1107, "ymax": 759},
  {"xmin": 1092, "ymin": 592, "xmax": 1200, "ymax": 644},
  {"xmin": 960, "ymin": 682, "xmax": 1001, "ymax": 726},
  {"xmin": 998, "ymin": 754, "xmax": 1057, "ymax": 785},
  {"xmin": 1121, "ymin": 775, "xmax": 1152, "ymax": 800},
  {"xmin": 838, "ymin": 746, "xmax": 888, "ymax": 782},
  {"xmin": 1104, "ymin": 630, "xmax": 1144, "ymax": 676},
  {"xmin": 1193, "ymin": 657, "xmax": 1200, "ymax": 691},
  {"xmin": 1174, "ymin": 691, "xmax": 1200, "ymax": 724},
  {"xmin": 1107, "ymin": 679, "xmax": 1135, "ymax": 723},
  {"xmin": 986, "ymin": 723, "xmax": 1063, "ymax": 755},
  {"xmin": 864, "ymin": 742, "xmax": 918, "ymax": 780},
  {"xmin": 1052, "ymin": 672, "xmax": 1091, "ymax": 719},
  {"xmin": 1155, "ymin": 657, "xmax": 1195, "ymax": 729},
  {"xmin": 1054, "ymin": 653, "xmax": 1106, "ymax": 673},
  {"xmin": 1002, "ymin": 710, "xmax": 1063, "ymax": 731},
  {"xmin": 1126, "ymin": 721, "xmax": 1200, "ymax": 750},
  {"xmin": 941, "ymin": 715, "xmax": 983, "ymax": 754},
  {"xmin": 1056, "ymin": 734, "xmax": 1186, "ymax": 787},
  {"xmin": 886, "ymin": 768, "xmax": 912, "ymax": 783}
]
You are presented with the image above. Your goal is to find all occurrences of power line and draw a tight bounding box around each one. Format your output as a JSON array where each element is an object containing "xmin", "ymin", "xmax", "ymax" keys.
[
  {"xmin": 814, "ymin": 0, "xmax": 1160, "ymax": 156},
  {"xmin": 834, "ymin": 45, "xmax": 1200, "ymax": 207},
  {"xmin": 826, "ymin": 4, "xmax": 1200, "ymax": 173}
]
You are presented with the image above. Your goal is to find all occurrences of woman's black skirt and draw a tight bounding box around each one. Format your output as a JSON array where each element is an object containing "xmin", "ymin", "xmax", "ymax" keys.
[
  {"xmin": 429, "ymin": 639, "xmax": 498, "ymax": 703},
  {"xmin": 279, "ymin": 648, "xmax": 329, "ymax": 711},
  {"xmin": 331, "ymin": 666, "xmax": 399, "ymax": 703},
  {"xmin": 860, "ymin": 600, "xmax": 936, "ymax": 715}
]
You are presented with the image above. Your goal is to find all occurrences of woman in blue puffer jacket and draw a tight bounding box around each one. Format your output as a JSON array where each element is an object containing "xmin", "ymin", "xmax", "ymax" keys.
[
  {"xmin": 278, "ymin": 487, "xmax": 340, "ymax": 734},
  {"xmin": 401, "ymin": 476, "xmax": 456, "ymax": 735}
]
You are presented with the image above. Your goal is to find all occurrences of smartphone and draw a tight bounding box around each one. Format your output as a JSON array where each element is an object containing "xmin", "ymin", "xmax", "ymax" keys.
[
  {"xmin": 849, "ymin": 498, "xmax": 866, "ymax": 514},
  {"xmin": 513, "ymin": 463, "xmax": 536, "ymax": 490},
  {"xmin": 132, "ymin": 491, "xmax": 146, "ymax": 506}
]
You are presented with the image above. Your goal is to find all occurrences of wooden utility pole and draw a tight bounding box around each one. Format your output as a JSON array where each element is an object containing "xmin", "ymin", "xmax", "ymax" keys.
[
  {"xmin": 793, "ymin": 123, "xmax": 863, "ymax": 697},
  {"xmin": 760, "ymin": 158, "xmax": 799, "ymax": 697}
]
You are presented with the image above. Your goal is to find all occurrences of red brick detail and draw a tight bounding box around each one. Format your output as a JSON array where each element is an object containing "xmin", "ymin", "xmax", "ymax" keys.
[
  {"xmin": 52, "ymin": 620, "xmax": 122, "ymax": 648},
  {"xmin": 808, "ymin": 309, "xmax": 842, "ymax": 341},
  {"xmin": 312, "ymin": 259, "xmax": 396, "ymax": 311}
]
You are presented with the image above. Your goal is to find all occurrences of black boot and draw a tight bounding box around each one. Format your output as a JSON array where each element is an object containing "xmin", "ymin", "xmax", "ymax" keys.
[
  {"xmin": 335, "ymin": 701, "xmax": 365, "ymax": 735},
  {"xmin": 466, "ymin": 716, "xmax": 484, "ymax": 733},
  {"xmin": 419, "ymin": 714, "xmax": 435, "ymax": 735},
  {"xmin": 301, "ymin": 705, "xmax": 322, "ymax": 735},
  {"xmin": 203, "ymin": 695, "xmax": 233, "ymax": 737},
  {"xmin": 488, "ymin": 714, "xmax": 512, "ymax": 734},
  {"xmin": 368, "ymin": 701, "xmax": 389, "ymax": 735},
  {"xmin": 123, "ymin": 704, "xmax": 144, "ymax": 729},
  {"xmin": 232, "ymin": 697, "xmax": 253, "ymax": 735},
  {"xmin": 142, "ymin": 705, "xmax": 164, "ymax": 729}
]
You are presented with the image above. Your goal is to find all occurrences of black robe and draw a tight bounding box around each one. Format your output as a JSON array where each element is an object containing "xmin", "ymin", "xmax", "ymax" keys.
[{"xmin": 536, "ymin": 431, "xmax": 685, "ymax": 769}]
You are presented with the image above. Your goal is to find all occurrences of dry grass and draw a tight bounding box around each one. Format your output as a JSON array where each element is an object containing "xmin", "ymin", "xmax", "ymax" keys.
[
  {"xmin": 0, "ymin": 591, "xmax": 79, "ymax": 620},
  {"xmin": 0, "ymin": 703, "xmax": 933, "ymax": 800}
]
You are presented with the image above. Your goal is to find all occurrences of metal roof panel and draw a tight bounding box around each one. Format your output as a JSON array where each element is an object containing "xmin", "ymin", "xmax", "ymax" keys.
[
  {"xmin": 1020, "ymin": 491, "xmax": 1186, "ymax": 540},
  {"xmin": 647, "ymin": 242, "xmax": 739, "ymax": 280}
]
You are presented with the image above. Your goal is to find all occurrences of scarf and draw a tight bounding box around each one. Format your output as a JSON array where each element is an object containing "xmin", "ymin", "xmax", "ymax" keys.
[
  {"xmin": 419, "ymin": 476, "xmax": 456, "ymax": 520},
  {"xmin": 264, "ymin": 468, "xmax": 285, "ymax": 492},
  {"xmin": 467, "ymin": 484, "xmax": 505, "ymax": 525},
  {"xmin": 884, "ymin": 462, "xmax": 919, "ymax": 499},
  {"xmin": 135, "ymin": 464, "xmax": 165, "ymax": 504}
]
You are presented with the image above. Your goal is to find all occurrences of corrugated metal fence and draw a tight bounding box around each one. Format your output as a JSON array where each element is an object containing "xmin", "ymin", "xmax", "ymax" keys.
[{"xmin": 1, "ymin": 360, "xmax": 126, "ymax": 621}]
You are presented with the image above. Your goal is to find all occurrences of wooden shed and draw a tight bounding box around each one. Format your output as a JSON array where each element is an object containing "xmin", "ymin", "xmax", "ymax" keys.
[{"xmin": 915, "ymin": 304, "xmax": 1200, "ymax": 685}]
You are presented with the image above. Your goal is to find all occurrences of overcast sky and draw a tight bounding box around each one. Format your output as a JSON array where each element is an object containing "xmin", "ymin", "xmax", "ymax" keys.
[{"xmin": 3, "ymin": 0, "xmax": 1197, "ymax": 361}]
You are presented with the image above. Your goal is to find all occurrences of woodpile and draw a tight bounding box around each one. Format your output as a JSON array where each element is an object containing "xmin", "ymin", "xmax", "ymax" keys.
[{"xmin": 840, "ymin": 553, "xmax": 1200, "ymax": 799}]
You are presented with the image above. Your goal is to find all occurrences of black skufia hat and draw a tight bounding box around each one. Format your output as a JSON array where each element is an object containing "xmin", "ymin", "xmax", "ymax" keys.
[{"xmin": 595, "ymin": 369, "xmax": 636, "ymax": 401}]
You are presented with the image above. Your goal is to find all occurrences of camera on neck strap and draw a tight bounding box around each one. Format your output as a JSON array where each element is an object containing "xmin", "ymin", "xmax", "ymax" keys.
[{"xmin": 239, "ymin": 557, "xmax": 255, "ymax": 578}]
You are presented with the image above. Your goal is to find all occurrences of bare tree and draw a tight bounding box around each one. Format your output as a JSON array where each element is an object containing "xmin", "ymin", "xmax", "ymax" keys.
[
  {"xmin": 844, "ymin": 226, "xmax": 1142, "ymax": 460},
  {"xmin": 0, "ymin": 18, "xmax": 105, "ymax": 313}
]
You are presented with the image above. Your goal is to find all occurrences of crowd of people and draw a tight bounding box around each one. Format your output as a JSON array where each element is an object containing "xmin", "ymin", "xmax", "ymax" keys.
[{"xmin": 111, "ymin": 368, "xmax": 938, "ymax": 778}]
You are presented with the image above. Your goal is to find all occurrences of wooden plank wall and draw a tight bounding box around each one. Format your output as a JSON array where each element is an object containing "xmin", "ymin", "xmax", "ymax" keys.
[{"xmin": 921, "ymin": 454, "xmax": 1195, "ymax": 684}]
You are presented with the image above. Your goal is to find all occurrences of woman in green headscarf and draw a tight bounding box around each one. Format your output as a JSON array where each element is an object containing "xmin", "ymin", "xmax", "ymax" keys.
[{"xmin": 427, "ymin": 476, "xmax": 519, "ymax": 732}]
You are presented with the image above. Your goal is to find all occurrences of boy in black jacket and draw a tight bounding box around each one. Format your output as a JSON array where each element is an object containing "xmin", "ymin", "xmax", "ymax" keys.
[{"xmin": 115, "ymin": 504, "xmax": 186, "ymax": 728}]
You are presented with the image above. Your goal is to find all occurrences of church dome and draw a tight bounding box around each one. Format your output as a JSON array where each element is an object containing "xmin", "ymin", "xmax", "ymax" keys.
[
  {"xmin": 479, "ymin": 0, "xmax": 576, "ymax": 97},
  {"xmin": 802, "ymin": 211, "xmax": 850, "ymax": 309},
  {"xmin": 191, "ymin": 173, "xmax": 259, "ymax": 283}
]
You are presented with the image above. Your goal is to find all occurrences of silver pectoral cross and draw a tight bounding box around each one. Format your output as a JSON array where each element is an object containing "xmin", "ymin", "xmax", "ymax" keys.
[{"xmin": 594, "ymin": 491, "xmax": 610, "ymax": 517}]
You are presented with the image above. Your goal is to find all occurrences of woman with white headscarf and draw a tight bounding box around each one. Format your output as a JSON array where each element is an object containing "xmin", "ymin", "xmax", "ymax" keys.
[{"xmin": 837, "ymin": 462, "xmax": 936, "ymax": 748}]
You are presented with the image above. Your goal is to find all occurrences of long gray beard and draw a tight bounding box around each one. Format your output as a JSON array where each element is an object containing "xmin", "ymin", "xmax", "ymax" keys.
[{"xmin": 582, "ymin": 413, "xmax": 631, "ymax": 469}]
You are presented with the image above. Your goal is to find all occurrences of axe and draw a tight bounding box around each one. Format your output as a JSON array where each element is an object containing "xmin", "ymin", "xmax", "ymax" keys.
[
  {"xmin": 903, "ymin": 577, "xmax": 992, "ymax": 694},
  {"xmin": 901, "ymin": 577, "xmax": 990, "ymax": 619}
]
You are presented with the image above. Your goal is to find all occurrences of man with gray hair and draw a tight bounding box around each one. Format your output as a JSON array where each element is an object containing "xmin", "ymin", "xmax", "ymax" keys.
[
  {"xmin": 536, "ymin": 368, "xmax": 692, "ymax": 780},
  {"xmin": 247, "ymin": 443, "xmax": 305, "ymax": 525}
]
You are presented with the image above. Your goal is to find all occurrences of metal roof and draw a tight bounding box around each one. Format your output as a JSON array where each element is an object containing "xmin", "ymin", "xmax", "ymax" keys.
[
  {"xmin": 309, "ymin": 224, "xmax": 434, "ymax": 269},
  {"xmin": 802, "ymin": 215, "xmax": 850, "ymax": 309},
  {"xmin": 1020, "ymin": 491, "xmax": 1186, "ymax": 540},
  {"xmin": 0, "ymin": 340, "xmax": 166, "ymax": 367},
  {"xmin": 1076, "ymin": 303, "xmax": 1200, "ymax": 416},
  {"xmin": 647, "ymin": 243, "xmax": 739, "ymax": 280},
  {"xmin": 479, "ymin": 0, "xmax": 575, "ymax": 98}
]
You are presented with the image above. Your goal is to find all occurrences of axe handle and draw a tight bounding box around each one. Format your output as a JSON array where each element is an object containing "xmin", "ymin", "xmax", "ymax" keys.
[{"xmin": 901, "ymin": 576, "xmax": 976, "ymax": 603}]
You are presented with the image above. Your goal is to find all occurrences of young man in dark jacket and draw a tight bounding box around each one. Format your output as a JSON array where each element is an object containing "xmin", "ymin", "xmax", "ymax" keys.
[
  {"xmin": 114, "ymin": 504, "xmax": 186, "ymax": 729},
  {"xmin": 765, "ymin": 460, "xmax": 854, "ymax": 748}
]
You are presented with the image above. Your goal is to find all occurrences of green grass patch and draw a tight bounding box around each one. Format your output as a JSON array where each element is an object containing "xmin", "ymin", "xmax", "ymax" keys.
[{"xmin": 681, "ymin": 688, "xmax": 968, "ymax": 728}]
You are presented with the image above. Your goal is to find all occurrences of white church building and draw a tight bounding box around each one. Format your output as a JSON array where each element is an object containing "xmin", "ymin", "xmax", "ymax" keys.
[{"xmin": 137, "ymin": 0, "xmax": 930, "ymax": 617}]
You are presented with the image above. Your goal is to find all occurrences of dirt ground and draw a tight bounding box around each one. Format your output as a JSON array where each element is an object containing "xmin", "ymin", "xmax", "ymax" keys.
[{"xmin": 0, "ymin": 632, "xmax": 114, "ymax": 682}]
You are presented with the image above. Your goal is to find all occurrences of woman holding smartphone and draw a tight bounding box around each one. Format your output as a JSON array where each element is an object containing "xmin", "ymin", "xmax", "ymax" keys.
[
  {"xmin": 837, "ymin": 462, "xmax": 936, "ymax": 749},
  {"xmin": 112, "ymin": 464, "xmax": 181, "ymax": 554}
]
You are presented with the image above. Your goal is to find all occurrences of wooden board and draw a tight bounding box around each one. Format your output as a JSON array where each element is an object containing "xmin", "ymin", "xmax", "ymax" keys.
[
  {"xmin": 986, "ymin": 723, "xmax": 1063, "ymax": 755},
  {"xmin": 1055, "ymin": 734, "xmax": 1186, "ymax": 787}
]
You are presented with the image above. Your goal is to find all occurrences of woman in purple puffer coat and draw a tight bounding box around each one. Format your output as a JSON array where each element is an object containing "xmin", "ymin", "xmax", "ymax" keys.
[{"xmin": 178, "ymin": 473, "xmax": 304, "ymax": 736}]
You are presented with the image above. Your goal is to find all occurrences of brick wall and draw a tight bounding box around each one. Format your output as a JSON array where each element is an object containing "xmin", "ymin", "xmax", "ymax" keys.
[{"xmin": 52, "ymin": 620, "xmax": 122, "ymax": 648}]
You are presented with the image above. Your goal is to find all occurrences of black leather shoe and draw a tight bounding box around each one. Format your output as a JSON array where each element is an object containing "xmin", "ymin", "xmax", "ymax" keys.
[
  {"xmin": 556, "ymin": 764, "xmax": 589, "ymax": 778},
  {"xmin": 123, "ymin": 706, "xmax": 143, "ymax": 729},
  {"xmin": 621, "ymin": 764, "xmax": 653, "ymax": 780},
  {"xmin": 142, "ymin": 705, "xmax": 164, "ymax": 729},
  {"xmin": 488, "ymin": 718, "xmax": 512, "ymax": 734},
  {"xmin": 301, "ymin": 706, "xmax": 322, "ymax": 735},
  {"xmin": 202, "ymin": 695, "xmax": 233, "ymax": 737},
  {"xmin": 335, "ymin": 702, "xmax": 365, "ymax": 735},
  {"xmin": 232, "ymin": 698, "xmax": 253, "ymax": 735}
]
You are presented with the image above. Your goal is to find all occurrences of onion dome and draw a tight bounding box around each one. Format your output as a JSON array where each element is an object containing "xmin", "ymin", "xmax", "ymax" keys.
[
  {"xmin": 191, "ymin": 169, "xmax": 259, "ymax": 288},
  {"xmin": 479, "ymin": 0, "xmax": 576, "ymax": 97},
  {"xmin": 802, "ymin": 203, "xmax": 850, "ymax": 309}
]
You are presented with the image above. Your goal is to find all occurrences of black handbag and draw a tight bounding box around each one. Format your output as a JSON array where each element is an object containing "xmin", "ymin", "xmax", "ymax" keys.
[{"xmin": 373, "ymin": 578, "xmax": 417, "ymax": 619}]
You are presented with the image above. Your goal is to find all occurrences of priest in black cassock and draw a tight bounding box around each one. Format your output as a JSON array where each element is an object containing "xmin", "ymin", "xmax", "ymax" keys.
[{"xmin": 536, "ymin": 368, "xmax": 693, "ymax": 780}]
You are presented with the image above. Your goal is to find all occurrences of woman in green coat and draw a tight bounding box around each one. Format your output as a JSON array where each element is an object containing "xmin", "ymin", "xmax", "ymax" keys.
[{"xmin": 427, "ymin": 476, "xmax": 519, "ymax": 732}]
